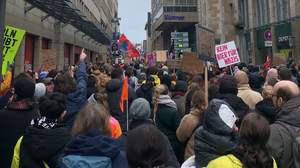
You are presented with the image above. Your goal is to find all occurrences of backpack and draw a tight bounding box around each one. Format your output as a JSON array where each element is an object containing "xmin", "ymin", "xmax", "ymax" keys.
[
  {"xmin": 61, "ymin": 155, "xmax": 112, "ymax": 168},
  {"xmin": 275, "ymin": 121, "xmax": 300, "ymax": 168}
]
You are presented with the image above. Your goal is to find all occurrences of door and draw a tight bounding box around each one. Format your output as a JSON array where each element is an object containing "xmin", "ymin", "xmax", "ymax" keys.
[{"xmin": 24, "ymin": 34, "xmax": 34, "ymax": 73}]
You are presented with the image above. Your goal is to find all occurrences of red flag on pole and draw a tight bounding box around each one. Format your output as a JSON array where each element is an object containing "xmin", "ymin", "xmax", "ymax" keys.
[
  {"xmin": 119, "ymin": 34, "xmax": 141, "ymax": 59},
  {"xmin": 265, "ymin": 54, "xmax": 271, "ymax": 69},
  {"xmin": 119, "ymin": 76, "xmax": 128, "ymax": 112}
]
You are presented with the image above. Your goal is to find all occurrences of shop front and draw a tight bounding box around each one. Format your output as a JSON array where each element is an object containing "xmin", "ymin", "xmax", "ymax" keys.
[
  {"xmin": 275, "ymin": 23, "xmax": 293, "ymax": 67},
  {"xmin": 256, "ymin": 27, "xmax": 272, "ymax": 64}
]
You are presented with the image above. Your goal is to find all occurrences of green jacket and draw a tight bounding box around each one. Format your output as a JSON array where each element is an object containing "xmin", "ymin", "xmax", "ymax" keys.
[{"xmin": 151, "ymin": 104, "xmax": 182, "ymax": 150}]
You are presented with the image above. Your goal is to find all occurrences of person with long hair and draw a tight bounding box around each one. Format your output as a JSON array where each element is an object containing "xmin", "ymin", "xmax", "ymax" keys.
[
  {"xmin": 180, "ymin": 83, "xmax": 201, "ymax": 117},
  {"xmin": 126, "ymin": 124, "xmax": 170, "ymax": 168},
  {"xmin": 255, "ymin": 85, "xmax": 276, "ymax": 124},
  {"xmin": 57, "ymin": 104, "xmax": 128, "ymax": 168},
  {"xmin": 151, "ymin": 84, "xmax": 184, "ymax": 164},
  {"xmin": 190, "ymin": 75, "xmax": 205, "ymax": 91},
  {"xmin": 54, "ymin": 48, "xmax": 87, "ymax": 129},
  {"xmin": 176, "ymin": 91, "xmax": 206, "ymax": 161},
  {"xmin": 207, "ymin": 113, "xmax": 277, "ymax": 168}
]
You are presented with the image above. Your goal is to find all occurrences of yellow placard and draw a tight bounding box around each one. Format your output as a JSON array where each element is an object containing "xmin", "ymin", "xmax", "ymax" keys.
[{"xmin": 2, "ymin": 26, "xmax": 26, "ymax": 75}]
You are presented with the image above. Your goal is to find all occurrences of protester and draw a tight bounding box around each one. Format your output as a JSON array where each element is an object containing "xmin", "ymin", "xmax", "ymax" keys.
[
  {"xmin": 0, "ymin": 78, "xmax": 39, "ymax": 168},
  {"xmin": 255, "ymin": 85, "xmax": 276, "ymax": 124},
  {"xmin": 170, "ymin": 73, "xmax": 177, "ymax": 88},
  {"xmin": 97, "ymin": 66, "xmax": 114, "ymax": 93},
  {"xmin": 176, "ymin": 91, "xmax": 205, "ymax": 161},
  {"xmin": 162, "ymin": 65, "xmax": 169, "ymax": 75},
  {"xmin": 102, "ymin": 68, "xmax": 137, "ymax": 132},
  {"xmin": 194, "ymin": 99, "xmax": 239, "ymax": 167},
  {"xmin": 235, "ymin": 71, "xmax": 263, "ymax": 109},
  {"xmin": 216, "ymin": 75, "xmax": 251, "ymax": 128},
  {"xmin": 267, "ymin": 81, "xmax": 300, "ymax": 168},
  {"xmin": 117, "ymin": 98, "xmax": 180, "ymax": 168},
  {"xmin": 206, "ymin": 113, "xmax": 277, "ymax": 168},
  {"xmin": 249, "ymin": 70, "xmax": 263, "ymax": 94},
  {"xmin": 190, "ymin": 75, "xmax": 205, "ymax": 91},
  {"xmin": 134, "ymin": 73, "xmax": 146, "ymax": 92},
  {"xmin": 136, "ymin": 76, "xmax": 155, "ymax": 108},
  {"xmin": 86, "ymin": 76, "xmax": 98, "ymax": 99},
  {"xmin": 129, "ymin": 62, "xmax": 138, "ymax": 77},
  {"xmin": 185, "ymin": 72, "xmax": 196, "ymax": 85},
  {"xmin": 43, "ymin": 77, "xmax": 54, "ymax": 93},
  {"xmin": 208, "ymin": 83, "xmax": 220, "ymax": 101},
  {"xmin": 263, "ymin": 68, "xmax": 278, "ymax": 87},
  {"xmin": 160, "ymin": 74, "xmax": 172, "ymax": 91},
  {"xmin": 290, "ymin": 63, "xmax": 298, "ymax": 77},
  {"xmin": 144, "ymin": 66, "xmax": 160, "ymax": 86},
  {"xmin": 268, "ymin": 77, "xmax": 279, "ymax": 86},
  {"xmin": 125, "ymin": 68, "xmax": 136, "ymax": 88},
  {"xmin": 33, "ymin": 83, "xmax": 46, "ymax": 100},
  {"xmin": 181, "ymin": 83, "xmax": 201, "ymax": 117},
  {"xmin": 1, "ymin": 61, "xmax": 14, "ymax": 92},
  {"xmin": 171, "ymin": 80, "xmax": 188, "ymax": 111},
  {"xmin": 151, "ymin": 84, "xmax": 184, "ymax": 164},
  {"xmin": 11, "ymin": 92, "xmax": 70, "ymax": 167},
  {"xmin": 54, "ymin": 48, "xmax": 87, "ymax": 129},
  {"xmin": 91, "ymin": 65, "xmax": 101, "ymax": 80},
  {"xmin": 126, "ymin": 124, "xmax": 172, "ymax": 168}
]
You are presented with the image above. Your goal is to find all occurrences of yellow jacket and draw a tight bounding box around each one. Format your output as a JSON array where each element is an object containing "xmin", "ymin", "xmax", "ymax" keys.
[
  {"xmin": 1, "ymin": 70, "xmax": 12, "ymax": 92},
  {"xmin": 207, "ymin": 154, "xmax": 277, "ymax": 168},
  {"xmin": 142, "ymin": 75, "xmax": 160, "ymax": 86},
  {"xmin": 11, "ymin": 136, "xmax": 49, "ymax": 168}
]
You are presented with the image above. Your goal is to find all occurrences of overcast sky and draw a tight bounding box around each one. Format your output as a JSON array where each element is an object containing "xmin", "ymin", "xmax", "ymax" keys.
[{"xmin": 119, "ymin": 0, "xmax": 151, "ymax": 44}]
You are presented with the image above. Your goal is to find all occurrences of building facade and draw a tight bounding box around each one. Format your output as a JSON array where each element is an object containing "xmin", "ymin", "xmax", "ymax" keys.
[{"xmin": 5, "ymin": 0, "xmax": 117, "ymax": 76}]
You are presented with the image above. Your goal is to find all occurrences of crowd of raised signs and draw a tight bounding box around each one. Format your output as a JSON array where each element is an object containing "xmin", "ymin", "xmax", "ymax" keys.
[{"xmin": 0, "ymin": 49, "xmax": 299, "ymax": 168}]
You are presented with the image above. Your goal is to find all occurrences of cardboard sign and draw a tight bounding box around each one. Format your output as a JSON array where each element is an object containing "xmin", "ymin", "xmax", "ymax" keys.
[
  {"xmin": 2, "ymin": 26, "xmax": 26, "ymax": 75},
  {"xmin": 273, "ymin": 53, "xmax": 286, "ymax": 66},
  {"xmin": 197, "ymin": 26, "xmax": 215, "ymax": 62},
  {"xmin": 167, "ymin": 59, "xmax": 182, "ymax": 69},
  {"xmin": 39, "ymin": 49, "xmax": 57, "ymax": 70},
  {"xmin": 156, "ymin": 51, "xmax": 167, "ymax": 62},
  {"xmin": 156, "ymin": 44, "xmax": 163, "ymax": 51},
  {"xmin": 215, "ymin": 41, "xmax": 240, "ymax": 68},
  {"xmin": 181, "ymin": 52, "xmax": 203, "ymax": 74},
  {"xmin": 124, "ymin": 57, "xmax": 131, "ymax": 65}
]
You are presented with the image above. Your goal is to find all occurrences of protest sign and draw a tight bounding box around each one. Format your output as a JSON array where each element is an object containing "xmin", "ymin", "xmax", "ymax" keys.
[
  {"xmin": 215, "ymin": 41, "xmax": 240, "ymax": 68},
  {"xmin": 156, "ymin": 44, "xmax": 163, "ymax": 51},
  {"xmin": 167, "ymin": 59, "xmax": 182, "ymax": 69},
  {"xmin": 124, "ymin": 57, "xmax": 131, "ymax": 65},
  {"xmin": 39, "ymin": 49, "xmax": 57, "ymax": 70},
  {"xmin": 146, "ymin": 53, "xmax": 156, "ymax": 67},
  {"xmin": 181, "ymin": 52, "xmax": 203, "ymax": 74},
  {"xmin": 2, "ymin": 26, "xmax": 26, "ymax": 75},
  {"xmin": 273, "ymin": 53, "xmax": 286, "ymax": 66},
  {"xmin": 156, "ymin": 51, "xmax": 167, "ymax": 62},
  {"xmin": 197, "ymin": 26, "xmax": 215, "ymax": 62}
]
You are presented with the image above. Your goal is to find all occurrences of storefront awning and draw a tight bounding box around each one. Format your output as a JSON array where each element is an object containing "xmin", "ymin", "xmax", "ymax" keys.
[{"xmin": 24, "ymin": 0, "xmax": 111, "ymax": 45}]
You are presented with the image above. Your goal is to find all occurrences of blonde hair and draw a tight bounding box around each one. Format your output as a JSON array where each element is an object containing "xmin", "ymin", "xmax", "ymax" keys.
[
  {"xmin": 152, "ymin": 85, "xmax": 169, "ymax": 125},
  {"xmin": 72, "ymin": 104, "xmax": 111, "ymax": 138},
  {"xmin": 262, "ymin": 85, "xmax": 273, "ymax": 100}
]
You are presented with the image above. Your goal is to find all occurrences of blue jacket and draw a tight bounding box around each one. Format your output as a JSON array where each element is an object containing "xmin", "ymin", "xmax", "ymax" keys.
[
  {"xmin": 64, "ymin": 60, "xmax": 87, "ymax": 129},
  {"xmin": 57, "ymin": 129, "xmax": 129, "ymax": 168}
]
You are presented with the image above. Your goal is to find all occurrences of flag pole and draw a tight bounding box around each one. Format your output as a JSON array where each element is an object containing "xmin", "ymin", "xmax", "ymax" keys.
[{"xmin": 127, "ymin": 90, "xmax": 129, "ymax": 131}]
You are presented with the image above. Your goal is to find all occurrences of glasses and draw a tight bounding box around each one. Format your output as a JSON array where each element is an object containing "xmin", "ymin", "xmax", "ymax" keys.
[{"xmin": 271, "ymin": 94, "xmax": 277, "ymax": 98}]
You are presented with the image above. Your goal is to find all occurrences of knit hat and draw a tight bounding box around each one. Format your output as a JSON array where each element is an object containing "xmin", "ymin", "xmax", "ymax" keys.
[
  {"xmin": 219, "ymin": 75, "xmax": 238, "ymax": 94},
  {"xmin": 175, "ymin": 80, "xmax": 188, "ymax": 93},
  {"xmin": 267, "ymin": 68, "xmax": 278, "ymax": 79},
  {"xmin": 252, "ymin": 66, "xmax": 259, "ymax": 73},
  {"xmin": 39, "ymin": 92, "xmax": 66, "ymax": 119},
  {"xmin": 130, "ymin": 98, "xmax": 151, "ymax": 120},
  {"xmin": 39, "ymin": 71, "xmax": 48, "ymax": 82},
  {"xmin": 34, "ymin": 83, "xmax": 46, "ymax": 100},
  {"xmin": 15, "ymin": 78, "xmax": 35, "ymax": 99},
  {"xmin": 279, "ymin": 68, "xmax": 292, "ymax": 80},
  {"xmin": 146, "ymin": 76, "xmax": 155, "ymax": 82},
  {"xmin": 235, "ymin": 71, "xmax": 249, "ymax": 85},
  {"xmin": 43, "ymin": 77, "xmax": 53, "ymax": 85}
]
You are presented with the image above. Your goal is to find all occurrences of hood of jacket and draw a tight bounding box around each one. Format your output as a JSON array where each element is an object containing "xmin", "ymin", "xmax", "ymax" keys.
[
  {"xmin": 204, "ymin": 99, "xmax": 237, "ymax": 135},
  {"xmin": 99, "ymin": 74, "xmax": 111, "ymax": 87},
  {"xmin": 22, "ymin": 121, "xmax": 71, "ymax": 160},
  {"xmin": 64, "ymin": 128, "xmax": 121, "ymax": 158},
  {"xmin": 255, "ymin": 99, "xmax": 276, "ymax": 117},
  {"xmin": 105, "ymin": 79, "xmax": 124, "ymax": 92},
  {"xmin": 141, "ymin": 83, "xmax": 154, "ymax": 92},
  {"xmin": 249, "ymin": 73, "xmax": 261, "ymax": 88},
  {"xmin": 92, "ymin": 70, "xmax": 101, "ymax": 76},
  {"xmin": 275, "ymin": 97, "xmax": 300, "ymax": 126}
]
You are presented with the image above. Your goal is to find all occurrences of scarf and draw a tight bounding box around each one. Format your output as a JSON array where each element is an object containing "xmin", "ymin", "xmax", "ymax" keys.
[
  {"xmin": 6, "ymin": 98, "xmax": 37, "ymax": 110},
  {"xmin": 31, "ymin": 116, "xmax": 65, "ymax": 129},
  {"xmin": 158, "ymin": 95, "xmax": 177, "ymax": 110},
  {"xmin": 171, "ymin": 91, "xmax": 185, "ymax": 97}
]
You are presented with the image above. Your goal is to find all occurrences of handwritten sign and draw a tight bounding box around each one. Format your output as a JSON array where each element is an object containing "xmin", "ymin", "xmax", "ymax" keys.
[
  {"xmin": 181, "ymin": 52, "xmax": 203, "ymax": 74},
  {"xmin": 198, "ymin": 26, "xmax": 215, "ymax": 62},
  {"xmin": 156, "ymin": 51, "xmax": 167, "ymax": 62},
  {"xmin": 39, "ymin": 49, "xmax": 57, "ymax": 70},
  {"xmin": 2, "ymin": 26, "xmax": 26, "ymax": 75},
  {"xmin": 215, "ymin": 41, "xmax": 240, "ymax": 68},
  {"xmin": 167, "ymin": 59, "xmax": 182, "ymax": 69},
  {"xmin": 124, "ymin": 57, "xmax": 131, "ymax": 65},
  {"xmin": 273, "ymin": 53, "xmax": 286, "ymax": 66}
]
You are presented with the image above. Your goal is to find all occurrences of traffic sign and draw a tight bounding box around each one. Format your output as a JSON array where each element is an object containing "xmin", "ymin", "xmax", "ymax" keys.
[{"xmin": 264, "ymin": 30, "xmax": 272, "ymax": 41}]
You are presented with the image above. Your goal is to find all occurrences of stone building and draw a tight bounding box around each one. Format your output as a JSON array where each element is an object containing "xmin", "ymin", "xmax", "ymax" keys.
[{"xmin": 5, "ymin": 0, "xmax": 117, "ymax": 76}]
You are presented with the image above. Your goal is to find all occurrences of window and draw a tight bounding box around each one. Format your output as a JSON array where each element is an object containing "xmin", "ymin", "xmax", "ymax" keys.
[
  {"xmin": 256, "ymin": 0, "xmax": 270, "ymax": 27},
  {"xmin": 174, "ymin": 0, "xmax": 197, "ymax": 6},
  {"xmin": 240, "ymin": 0, "xmax": 250, "ymax": 29},
  {"xmin": 275, "ymin": 0, "xmax": 291, "ymax": 22}
]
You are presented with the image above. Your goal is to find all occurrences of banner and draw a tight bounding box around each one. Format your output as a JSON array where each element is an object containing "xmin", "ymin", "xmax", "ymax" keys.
[
  {"xmin": 119, "ymin": 34, "xmax": 141, "ymax": 59},
  {"xmin": 39, "ymin": 49, "xmax": 57, "ymax": 70},
  {"xmin": 273, "ymin": 53, "xmax": 286, "ymax": 66},
  {"xmin": 197, "ymin": 25, "xmax": 215, "ymax": 62},
  {"xmin": 181, "ymin": 52, "xmax": 203, "ymax": 74},
  {"xmin": 215, "ymin": 41, "xmax": 240, "ymax": 68},
  {"xmin": 110, "ymin": 42, "xmax": 120, "ymax": 56},
  {"xmin": 2, "ymin": 26, "xmax": 26, "ymax": 75},
  {"xmin": 156, "ymin": 51, "xmax": 167, "ymax": 62},
  {"xmin": 146, "ymin": 53, "xmax": 155, "ymax": 67}
]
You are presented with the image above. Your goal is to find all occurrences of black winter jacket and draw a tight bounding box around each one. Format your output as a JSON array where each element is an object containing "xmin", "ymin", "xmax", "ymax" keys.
[
  {"xmin": 255, "ymin": 99, "xmax": 276, "ymax": 124},
  {"xmin": 136, "ymin": 83, "xmax": 154, "ymax": 108},
  {"xmin": 194, "ymin": 99, "xmax": 239, "ymax": 168},
  {"xmin": 102, "ymin": 79, "xmax": 137, "ymax": 132},
  {"xmin": 249, "ymin": 73, "xmax": 263, "ymax": 94}
]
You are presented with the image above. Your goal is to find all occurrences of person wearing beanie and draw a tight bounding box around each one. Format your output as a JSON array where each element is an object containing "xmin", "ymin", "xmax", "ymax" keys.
[
  {"xmin": 0, "ymin": 78, "xmax": 39, "ymax": 168},
  {"xmin": 44, "ymin": 77, "xmax": 54, "ymax": 93},
  {"xmin": 134, "ymin": 73, "xmax": 146, "ymax": 92},
  {"xmin": 279, "ymin": 68, "xmax": 299, "ymax": 86},
  {"xmin": 216, "ymin": 75, "xmax": 251, "ymax": 128},
  {"xmin": 136, "ymin": 76, "xmax": 155, "ymax": 108},
  {"xmin": 33, "ymin": 83, "xmax": 46, "ymax": 100},
  {"xmin": 263, "ymin": 68, "xmax": 279, "ymax": 88},
  {"xmin": 38, "ymin": 71, "xmax": 48, "ymax": 83},
  {"xmin": 172, "ymin": 81, "xmax": 188, "ymax": 112},
  {"xmin": 235, "ymin": 71, "xmax": 263, "ymax": 110},
  {"xmin": 117, "ymin": 98, "xmax": 180, "ymax": 168},
  {"xmin": 162, "ymin": 66, "xmax": 169, "ymax": 75},
  {"xmin": 11, "ymin": 92, "xmax": 71, "ymax": 168}
]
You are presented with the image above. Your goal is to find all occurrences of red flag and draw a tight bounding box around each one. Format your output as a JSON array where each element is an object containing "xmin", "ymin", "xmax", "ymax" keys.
[
  {"xmin": 119, "ymin": 34, "xmax": 141, "ymax": 59},
  {"xmin": 119, "ymin": 76, "xmax": 128, "ymax": 112},
  {"xmin": 265, "ymin": 54, "xmax": 271, "ymax": 68}
]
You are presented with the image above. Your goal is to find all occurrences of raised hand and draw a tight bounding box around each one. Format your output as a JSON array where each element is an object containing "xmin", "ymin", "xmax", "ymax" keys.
[{"xmin": 80, "ymin": 48, "xmax": 87, "ymax": 60}]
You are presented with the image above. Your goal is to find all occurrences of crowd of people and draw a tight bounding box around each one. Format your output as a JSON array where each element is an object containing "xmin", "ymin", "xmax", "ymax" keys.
[{"xmin": 0, "ymin": 49, "xmax": 299, "ymax": 168}]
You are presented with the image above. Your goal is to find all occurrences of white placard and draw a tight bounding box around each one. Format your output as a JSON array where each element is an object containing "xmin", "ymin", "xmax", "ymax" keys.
[
  {"xmin": 265, "ymin": 41, "xmax": 272, "ymax": 47},
  {"xmin": 215, "ymin": 41, "xmax": 240, "ymax": 68}
]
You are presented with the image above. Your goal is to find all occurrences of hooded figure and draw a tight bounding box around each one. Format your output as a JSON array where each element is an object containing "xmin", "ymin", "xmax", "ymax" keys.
[
  {"xmin": 136, "ymin": 76, "xmax": 155, "ymax": 108},
  {"xmin": 194, "ymin": 99, "xmax": 239, "ymax": 167},
  {"xmin": 249, "ymin": 72, "xmax": 263, "ymax": 94},
  {"xmin": 172, "ymin": 81, "xmax": 188, "ymax": 111}
]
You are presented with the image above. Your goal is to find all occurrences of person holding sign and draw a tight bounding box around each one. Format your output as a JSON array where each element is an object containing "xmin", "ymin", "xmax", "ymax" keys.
[{"xmin": 1, "ymin": 61, "xmax": 14, "ymax": 93}]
